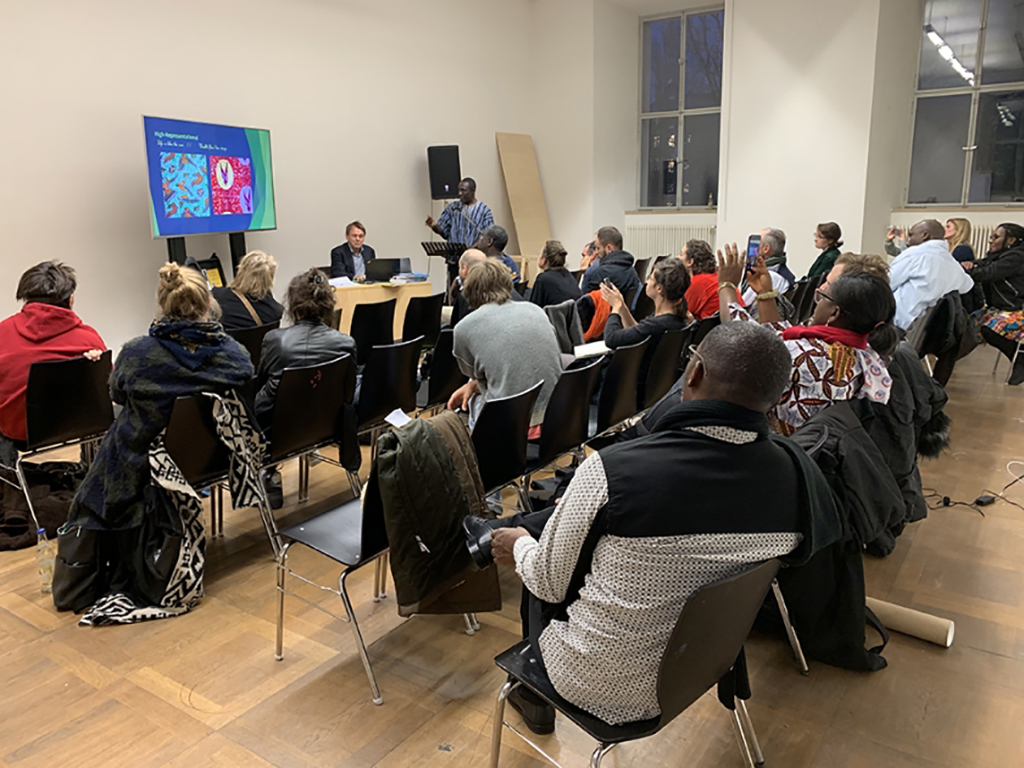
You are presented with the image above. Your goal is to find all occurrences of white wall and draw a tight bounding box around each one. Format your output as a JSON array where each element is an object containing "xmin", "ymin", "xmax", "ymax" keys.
[{"xmin": 0, "ymin": 0, "xmax": 536, "ymax": 352}]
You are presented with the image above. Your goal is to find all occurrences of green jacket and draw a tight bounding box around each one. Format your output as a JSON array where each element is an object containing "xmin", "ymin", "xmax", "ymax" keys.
[{"xmin": 807, "ymin": 247, "xmax": 841, "ymax": 279}]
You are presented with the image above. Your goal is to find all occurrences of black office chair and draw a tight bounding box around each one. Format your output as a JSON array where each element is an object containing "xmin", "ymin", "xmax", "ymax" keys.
[
  {"xmin": 416, "ymin": 329, "xmax": 467, "ymax": 414},
  {"xmin": 357, "ymin": 337, "xmax": 424, "ymax": 462},
  {"xmin": 402, "ymin": 292, "xmax": 445, "ymax": 346},
  {"xmin": 522, "ymin": 360, "xmax": 603, "ymax": 487},
  {"xmin": 472, "ymin": 382, "xmax": 543, "ymax": 513},
  {"xmin": 590, "ymin": 338, "xmax": 649, "ymax": 438},
  {"xmin": 350, "ymin": 298, "xmax": 397, "ymax": 366},
  {"xmin": 0, "ymin": 353, "xmax": 114, "ymax": 538},
  {"xmin": 633, "ymin": 257, "xmax": 652, "ymax": 282},
  {"xmin": 164, "ymin": 393, "xmax": 279, "ymax": 551},
  {"xmin": 227, "ymin": 320, "xmax": 280, "ymax": 370},
  {"xmin": 489, "ymin": 560, "xmax": 781, "ymax": 768},
  {"xmin": 632, "ymin": 288, "xmax": 656, "ymax": 322},
  {"xmin": 265, "ymin": 355, "xmax": 361, "ymax": 507},
  {"xmin": 643, "ymin": 328, "xmax": 689, "ymax": 409}
]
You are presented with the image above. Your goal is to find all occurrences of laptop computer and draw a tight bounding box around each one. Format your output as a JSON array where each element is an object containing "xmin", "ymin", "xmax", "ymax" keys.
[{"xmin": 365, "ymin": 258, "xmax": 412, "ymax": 282}]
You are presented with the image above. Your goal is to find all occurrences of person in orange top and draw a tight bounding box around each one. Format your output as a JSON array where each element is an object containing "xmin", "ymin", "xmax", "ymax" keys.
[
  {"xmin": 0, "ymin": 262, "xmax": 105, "ymax": 444},
  {"xmin": 682, "ymin": 239, "xmax": 742, "ymax": 319}
]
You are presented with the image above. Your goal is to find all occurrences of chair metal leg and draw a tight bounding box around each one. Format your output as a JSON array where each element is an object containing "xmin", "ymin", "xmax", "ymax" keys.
[
  {"xmin": 378, "ymin": 552, "xmax": 388, "ymax": 599},
  {"xmin": 772, "ymin": 579, "xmax": 809, "ymax": 675},
  {"xmin": 735, "ymin": 698, "xmax": 765, "ymax": 768},
  {"xmin": 347, "ymin": 470, "xmax": 363, "ymax": 498},
  {"xmin": 514, "ymin": 480, "xmax": 532, "ymax": 515},
  {"xmin": 373, "ymin": 556, "xmax": 382, "ymax": 603},
  {"xmin": 590, "ymin": 743, "xmax": 615, "ymax": 767},
  {"xmin": 1008, "ymin": 342, "xmax": 1022, "ymax": 384},
  {"xmin": 993, "ymin": 349, "xmax": 1002, "ymax": 376},
  {"xmin": 298, "ymin": 454, "xmax": 310, "ymax": 503},
  {"xmin": 215, "ymin": 483, "xmax": 224, "ymax": 538},
  {"xmin": 732, "ymin": 709, "xmax": 757, "ymax": 768},
  {"xmin": 13, "ymin": 455, "xmax": 42, "ymax": 533},
  {"xmin": 275, "ymin": 542, "xmax": 292, "ymax": 660},
  {"xmin": 339, "ymin": 568, "xmax": 383, "ymax": 705},
  {"xmin": 490, "ymin": 680, "xmax": 517, "ymax": 768}
]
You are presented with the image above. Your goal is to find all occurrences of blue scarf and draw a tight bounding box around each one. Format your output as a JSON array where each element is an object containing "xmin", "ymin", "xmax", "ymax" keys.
[{"xmin": 149, "ymin": 318, "xmax": 228, "ymax": 370}]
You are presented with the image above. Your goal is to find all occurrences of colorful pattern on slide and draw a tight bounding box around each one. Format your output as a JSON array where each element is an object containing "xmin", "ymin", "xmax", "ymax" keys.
[
  {"xmin": 210, "ymin": 156, "xmax": 253, "ymax": 215},
  {"xmin": 160, "ymin": 153, "xmax": 210, "ymax": 218}
]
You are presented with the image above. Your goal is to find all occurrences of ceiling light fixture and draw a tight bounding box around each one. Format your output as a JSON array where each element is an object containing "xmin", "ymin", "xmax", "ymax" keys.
[{"xmin": 924, "ymin": 24, "xmax": 976, "ymax": 85}]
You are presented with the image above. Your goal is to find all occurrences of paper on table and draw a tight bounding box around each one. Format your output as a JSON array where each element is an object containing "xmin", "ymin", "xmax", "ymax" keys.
[
  {"xmin": 574, "ymin": 341, "xmax": 611, "ymax": 359},
  {"xmin": 384, "ymin": 408, "xmax": 412, "ymax": 428},
  {"xmin": 329, "ymin": 276, "xmax": 353, "ymax": 287}
]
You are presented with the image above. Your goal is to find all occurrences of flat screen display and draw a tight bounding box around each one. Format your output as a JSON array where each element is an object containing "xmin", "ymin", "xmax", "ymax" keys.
[{"xmin": 143, "ymin": 116, "xmax": 276, "ymax": 237}]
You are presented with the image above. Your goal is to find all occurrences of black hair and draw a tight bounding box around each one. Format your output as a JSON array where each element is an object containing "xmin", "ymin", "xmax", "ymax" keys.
[
  {"xmin": 997, "ymin": 222, "xmax": 1024, "ymax": 248},
  {"xmin": 699, "ymin": 323, "xmax": 793, "ymax": 412},
  {"xmin": 484, "ymin": 225, "xmax": 509, "ymax": 252},
  {"xmin": 16, "ymin": 261, "xmax": 77, "ymax": 307},
  {"xmin": 461, "ymin": 177, "xmax": 477, "ymax": 192},
  {"xmin": 829, "ymin": 272, "xmax": 899, "ymax": 356}
]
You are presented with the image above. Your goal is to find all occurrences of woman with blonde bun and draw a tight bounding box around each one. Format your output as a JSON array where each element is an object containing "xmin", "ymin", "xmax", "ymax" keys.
[{"xmin": 69, "ymin": 262, "xmax": 253, "ymax": 533}]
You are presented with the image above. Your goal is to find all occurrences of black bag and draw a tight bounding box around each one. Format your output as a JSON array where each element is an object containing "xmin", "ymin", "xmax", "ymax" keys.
[
  {"xmin": 53, "ymin": 523, "xmax": 103, "ymax": 612},
  {"xmin": 0, "ymin": 460, "xmax": 84, "ymax": 551}
]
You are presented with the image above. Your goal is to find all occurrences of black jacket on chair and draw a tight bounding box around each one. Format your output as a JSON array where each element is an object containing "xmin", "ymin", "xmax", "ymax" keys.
[
  {"xmin": 254, "ymin": 321, "xmax": 357, "ymax": 427},
  {"xmin": 329, "ymin": 243, "xmax": 377, "ymax": 279}
]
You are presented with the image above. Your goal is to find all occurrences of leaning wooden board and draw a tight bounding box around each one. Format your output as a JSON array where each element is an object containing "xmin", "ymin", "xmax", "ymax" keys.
[{"xmin": 495, "ymin": 132, "xmax": 552, "ymax": 264}]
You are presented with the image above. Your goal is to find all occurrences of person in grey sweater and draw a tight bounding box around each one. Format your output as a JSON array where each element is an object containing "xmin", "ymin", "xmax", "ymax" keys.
[{"xmin": 449, "ymin": 258, "xmax": 563, "ymax": 429}]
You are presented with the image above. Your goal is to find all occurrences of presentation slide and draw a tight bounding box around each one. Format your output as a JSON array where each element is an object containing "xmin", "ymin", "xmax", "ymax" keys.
[{"xmin": 143, "ymin": 116, "xmax": 276, "ymax": 238}]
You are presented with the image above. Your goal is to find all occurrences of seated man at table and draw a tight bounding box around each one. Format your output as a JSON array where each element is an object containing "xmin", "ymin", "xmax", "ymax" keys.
[
  {"xmin": 330, "ymin": 221, "xmax": 376, "ymax": 281},
  {"xmin": 475, "ymin": 225, "xmax": 522, "ymax": 284},
  {"xmin": 481, "ymin": 322, "xmax": 832, "ymax": 730}
]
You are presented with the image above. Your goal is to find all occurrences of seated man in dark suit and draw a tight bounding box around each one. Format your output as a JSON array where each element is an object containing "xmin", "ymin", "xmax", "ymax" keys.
[{"xmin": 330, "ymin": 221, "xmax": 376, "ymax": 281}]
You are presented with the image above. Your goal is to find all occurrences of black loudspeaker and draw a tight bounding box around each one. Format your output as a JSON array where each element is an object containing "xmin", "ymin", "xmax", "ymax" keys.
[{"xmin": 427, "ymin": 145, "xmax": 461, "ymax": 200}]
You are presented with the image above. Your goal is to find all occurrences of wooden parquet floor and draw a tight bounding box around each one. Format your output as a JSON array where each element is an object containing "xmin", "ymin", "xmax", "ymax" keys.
[{"xmin": 2, "ymin": 346, "xmax": 1024, "ymax": 767}]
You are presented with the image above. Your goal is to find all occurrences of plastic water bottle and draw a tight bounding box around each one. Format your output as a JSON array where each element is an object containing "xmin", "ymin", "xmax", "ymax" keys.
[{"xmin": 36, "ymin": 529, "xmax": 56, "ymax": 594}]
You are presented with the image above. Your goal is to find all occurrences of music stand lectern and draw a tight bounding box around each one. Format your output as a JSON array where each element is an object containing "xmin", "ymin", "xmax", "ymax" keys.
[{"xmin": 421, "ymin": 242, "xmax": 467, "ymax": 304}]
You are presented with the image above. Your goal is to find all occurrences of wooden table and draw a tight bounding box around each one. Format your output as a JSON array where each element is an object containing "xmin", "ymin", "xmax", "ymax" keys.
[{"xmin": 333, "ymin": 281, "xmax": 434, "ymax": 338}]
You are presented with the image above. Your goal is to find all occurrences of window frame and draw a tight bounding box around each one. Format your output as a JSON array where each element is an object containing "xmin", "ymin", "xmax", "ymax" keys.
[
  {"xmin": 906, "ymin": 0, "xmax": 1024, "ymax": 207},
  {"xmin": 637, "ymin": 5, "xmax": 725, "ymax": 211}
]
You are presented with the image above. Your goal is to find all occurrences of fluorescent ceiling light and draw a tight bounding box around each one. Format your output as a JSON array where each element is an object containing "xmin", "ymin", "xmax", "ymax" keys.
[
  {"xmin": 939, "ymin": 44, "xmax": 955, "ymax": 61},
  {"xmin": 927, "ymin": 30, "xmax": 943, "ymax": 46}
]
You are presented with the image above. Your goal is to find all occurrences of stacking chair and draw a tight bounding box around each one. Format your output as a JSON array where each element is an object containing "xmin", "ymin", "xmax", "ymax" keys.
[
  {"xmin": 692, "ymin": 313, "xmax": 721, "ymax": 345},
  {"xmin": 633, "ymin": 257, "xmax": 652, "ymax": 282},
  {"xmin": 471, "ymin": 383, "xmax": 543, "ymax": 512},
  {"xmin": 643, "ymin": 328, "xmax": 689, "ymax": 409},
  {"xmin": 415, "ymin": 329, "xmax": 467, "ymax": 415},
  {"xmin": 196, "ymin": 255, "xmax": 228, "ymax": 287},
  {"xmin": 521, "ymin": 360, "xmax": 603, "ymax": 489},
  {"xmin": 0, "ymin": 353, "xmax": 113, "ymax": 536},
  {"xmin": 514, "ymin": 281, "xmax": 529, "ymax": 298},
  {"xmin": 328, "ymin": 307, "xmax": 343, "ymax": 331},
  {"xmin": 489, "ymin": 560, "xmax": 781, "ymax": 768},
  {"xmin": 797, "ymin": 274, "xmax": 825, "ymax": 323},
  {"xmin": 350, "ymin": 298, "xmax": 397, "ymax": 365},
  {"xmin": 993, "ymin": 339, "xmax": 1024, "ymax": 382},
  {"xmin": 786, "ymin": 279, "xmax": 810, "ymax": 318},
  {"xmin": 357, "ymin": 337, "xmax": 424, "ymax": 462},
  {"xmin": 164, "ymin": 393, "xmax": 279, "ymax": 552},
  {"xmin": 623, "ymin": 287, "xmax": 638, "ymax": 312},
  {"xmin": 570, "ymin": 269, "xmax": 584, "ymax": 284},
  {"xmin": 632, "ymin": 288, "xmax": 656, "ymax": 321},
  {"xmin": 590, "ymin": 338, "xmax": 649, "ymax": 438},
  {"xmin": 402, "ymin": 292, "xmax": 445, "ymax": 346},
  {"xmin": 227, "ymin": 320, "xmax": 279, "ymax": 370}
]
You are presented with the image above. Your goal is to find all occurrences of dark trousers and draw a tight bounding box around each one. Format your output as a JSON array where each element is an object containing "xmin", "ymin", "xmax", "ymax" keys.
[{"xmin": 981, "ymin": 324, "xmax": 1021, "ymax": 360}]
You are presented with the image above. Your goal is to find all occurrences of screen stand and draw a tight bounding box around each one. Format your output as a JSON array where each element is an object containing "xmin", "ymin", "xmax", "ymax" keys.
[
  {"xmin": 229, "ymin": 232, "xmax": 247, "ymax": 276},
  {"xmin": 167, "ymin": 237, "xmax": 187, "ymax": 265}
]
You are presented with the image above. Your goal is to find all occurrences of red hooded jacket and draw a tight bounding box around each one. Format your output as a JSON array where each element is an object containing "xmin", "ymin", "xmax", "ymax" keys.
[{"xmin": 0, "ymin": 303, "xmax": 105, "ymax": 442}]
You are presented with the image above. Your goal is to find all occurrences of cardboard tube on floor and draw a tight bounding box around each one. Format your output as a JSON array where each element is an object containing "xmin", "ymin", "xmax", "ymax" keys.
[{"xmin": 866, "ymin": 597, "xmax": 955, "ymax": 648}]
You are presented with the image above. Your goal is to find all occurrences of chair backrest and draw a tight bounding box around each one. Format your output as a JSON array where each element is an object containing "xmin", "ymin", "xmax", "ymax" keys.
[
  {"xmin": 692, "ymin": 313, "xmax": 721, "ymax": 346},
  {"xmin": 623, "ymin": 287, "xmax": 638, "ymax": 312},
  {"xmin": 357, "ymin": 336, "xmax": 424, "ymax": 429},
  {"xmin": 350, "ymin": 298, "xmax": 397, "ymax": 365},
  {"xmin": 644, "ymin": 328, "xmax": 689, "ymax": 408},
  {"xmin": 164, "ymin": 394, "xmax": 230, "ymax": 489},
  {"xmin": 228, "ymin": 321, "xmax": 280, "ymax": 370},
  {"xmin": 596, "ymin": 338, "xmax": 649, "ymax": 433},
  {"xmin": 196, "ymin": 255, "xmax": 227, "ymax": 287},
  {"xmin": 633, "ymin": 257, "xmax": 652, "ymax": 282},
  {"xmin": 656, "ymin": 560, "xmax": 780, "ymax": 725},
  {"xmin": 402, "ymin": 292, "xmax": 445, "ymax": 346},
  {"xmin": 514, "ymin": 281, "xmax": 529, "ymax": 297},
  {"xmin": 328, "ymin": 308, "xmax": 342, "ymax": 331},
  {"xmin": 471, "ymin": 382, "xmax": 543, "ymax": 494},
  {"xmin": 571, "ymin": 269, "xmax": 584, "ymax": 284},
  {"xmin": 425, "ymin": 329, "xmax": 468, "ymax": 408},
  {"xmin": 798, "ymin": 274, "xmax": 826, "ymax": 323},
  {"xmin": 632, "ymin": 288, "xmax": 656, "ymax": 322},
  {"xmin": 24, "ymin": 352, "xmax": 114, "ymax": 451},
  {"xmin": 537, "ymin": 359, "xmax": 603, "ymax": 466},
  {"xmin": 268, "ymin": 355, "xmax": 355, "ymax": 463}
]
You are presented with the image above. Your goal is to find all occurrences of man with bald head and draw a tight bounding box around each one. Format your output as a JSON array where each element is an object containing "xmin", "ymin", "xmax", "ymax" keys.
[
  {"xmin": 890, "ymin": 218, "xmax": 973, "ymax": 330},
  {"xmin": 449, "ymin": 248, "xmax": 522, "ymax": 328}
]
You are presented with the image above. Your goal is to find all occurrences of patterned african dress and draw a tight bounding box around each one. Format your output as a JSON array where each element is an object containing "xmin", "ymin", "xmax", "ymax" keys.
[{"xmin": 979, "ymin": 308, "xmax": 1024, "ymax": 343}]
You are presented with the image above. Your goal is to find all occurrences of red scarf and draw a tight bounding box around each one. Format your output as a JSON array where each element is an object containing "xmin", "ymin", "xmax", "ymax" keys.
[{"xmin": 781, "ymin": 324, "xmax": 869, "ymax": 349}]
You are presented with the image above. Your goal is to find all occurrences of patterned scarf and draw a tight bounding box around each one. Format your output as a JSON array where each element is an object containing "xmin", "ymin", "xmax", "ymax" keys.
[
  {"xmin": 149, "ymin": 318, "xmax": 229, "ymax": 370},
  {"xmin": 781, "ymin": 325, "xmax": 869, "ymax": 350}
]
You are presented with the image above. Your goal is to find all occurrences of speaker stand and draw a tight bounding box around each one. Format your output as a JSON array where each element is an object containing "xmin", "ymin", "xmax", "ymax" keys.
[
  {"xmin": 228, "ymin": 232, "xmax": 247, "ymax": 276},
  {"xmin": 167, "ymin": 237, "xmax": 187, "ymax": 265}
]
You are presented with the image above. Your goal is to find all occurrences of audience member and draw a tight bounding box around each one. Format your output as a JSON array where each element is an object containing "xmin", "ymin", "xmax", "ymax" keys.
[
  {"xmin": 579, "ymin": 241, "xmax": 600, "ymax": 281},
  {"xmin": 682, "ymin": 238, "xmax": 737, "ymax": 319},
  {"xmin": 69, "ymin": 263, "xmax": 252, "ymax": 531},
  {"xmin": 580, "ymin": 226, "xmax": 642, "ymax": 302},
  {"xmin": 890, "ymin": 219, "xmax": 974, "ymax": 331},
  {"xmin": 806, "ymin": 222, "xmax": 843, "ymax": 278},
  {"xmin": 212, "ymin": 250, "xmax": 284, "ymax": 330},
  {"xmin": 529, "ymin": 240, "xmax": 581, "ymax": 308},
  {"xmin": 945, "ymin": 218, "xmax": 975, "ymax": 267},
  {"xmin": 448, "ymin": 259, "xmax": 561, "ymax": 429},
  {"xmin": 0, "ymin": 262, "xmax": 105, "ymax": 446},
  {"xmin": 449, "ymin": 249, "xmax": 523, "ymax": 328},
  {"xmin": 967, "ymin": 222, "xmax": 1024, "ymax": 384},
  {"xmin": 330, "ymin": 221, "xmax": 376, "ymax": 281},
  {"xmin": 479, "ymin": 322, "xmax": 833, "ymax": 729},
  {"xmin": 475, "ymin": 225, "xmax": 522, "ymax": 283},
  {"xmin": 741, "ymin": 227, "xmax": 794, "ymax": 306},
  {"xmin": 885, "ymin": 225, "xmax": 908, "ymax": 257},
  {"xmin": 719, "ymin": 244, "xmax": 896, "ymax": 435}
]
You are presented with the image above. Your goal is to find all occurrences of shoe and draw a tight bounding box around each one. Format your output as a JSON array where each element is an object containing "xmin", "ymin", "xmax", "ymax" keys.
[
  {"xmin": 508, "ymin": 686, "xmax": 555, "ymax": 735},
  {"xmin": 262, "ymin": 469, "xmax": 283, "ymax": 510},
  {"xmin": 1009, "ymin": 355, "xmax": 1024, "ymax": 386},
  {"xmin": 463, "ymin": 515, "xmax": 494, "ymax": 569}
]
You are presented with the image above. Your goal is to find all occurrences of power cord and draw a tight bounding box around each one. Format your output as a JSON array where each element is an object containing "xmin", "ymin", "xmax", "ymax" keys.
[
  {"xmin": 923, "ymin": 488, "xmax": 984, "ymax": 517},
  {"xmin": 977, "ymin": 461, "xmax": 1024, "ymax": 514}
]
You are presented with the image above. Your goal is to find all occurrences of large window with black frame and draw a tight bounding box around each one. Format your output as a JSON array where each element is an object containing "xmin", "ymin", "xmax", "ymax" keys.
[
  {"xmin": 909, "ymin": 0, "xmax": 1024, "ymax": 205},
  {"xmin": 639, "ymin": 8, "xmax": 724, "ymax": 209}
]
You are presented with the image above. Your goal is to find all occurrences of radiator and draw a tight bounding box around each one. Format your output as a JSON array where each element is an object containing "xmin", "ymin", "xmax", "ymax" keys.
[
  {"xmin": 625, "ymin": 223, "xmax": 717, "ymax": 261},
  {"xmin": 891, "ymin": 221, "xmax": 992, "ymax": 259}
]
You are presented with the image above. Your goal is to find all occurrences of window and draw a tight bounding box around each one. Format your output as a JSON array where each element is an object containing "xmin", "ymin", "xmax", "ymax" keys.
[
  {"xmin": 640, "ymin": 9, "xmax": 724, "ymax": 208},
  {"xmin": 909, "ymin": 0, "xmax": 1024, "ymax": 204}
]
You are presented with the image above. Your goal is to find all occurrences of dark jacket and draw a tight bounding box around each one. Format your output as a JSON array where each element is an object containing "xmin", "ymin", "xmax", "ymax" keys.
[
  {"xmin": 806, "ymin": 247, "xmax": 840, "ymax": 279},
  {"xmin": 330, "ymin": 243, "xmax": 377, "ymax": 279},
  {"xmin": 530, "ymin": 268, "xmax": 581, "ymax": 308},
  {"xmin": 543, "ymin": 300, "xmax": 585, "ymax": 354},
  {"xmin": 971, "ymin": 245, "xmax": 1024, "ymax": 311},
  {"xmin": 255, "ymin": 321, "xmax": 357, "ymax": 427},
  {"xmin": 211, "ymin": 287, "xmax": 284, "ymax": 331},
  {"xmin": 580, "ymin": 250, "xmax": 642, "ymax": 302}
]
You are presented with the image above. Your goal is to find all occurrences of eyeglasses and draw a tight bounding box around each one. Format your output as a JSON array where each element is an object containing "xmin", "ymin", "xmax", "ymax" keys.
[
  {"xmin": 688, "ymin": 344, "xmax": 708, "ymax": 374},
  {"xmin": 814, "ymin": 288, "xmax": 837, "ymax": 305}
]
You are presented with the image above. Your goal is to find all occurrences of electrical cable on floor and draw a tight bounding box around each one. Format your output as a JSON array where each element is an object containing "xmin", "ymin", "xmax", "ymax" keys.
[
  {"xmin": 922, "ymin": 488, "xmax": 984, "ymax": 517},
  {"xmin": 976, "ymin": 461, "xmax": 1024, "ymax": 514}
]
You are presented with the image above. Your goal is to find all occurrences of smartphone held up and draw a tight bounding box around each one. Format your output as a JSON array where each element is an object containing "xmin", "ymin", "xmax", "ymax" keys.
[{"xmin": 745, "ymin": 235, "xmax": 761, "ymax": 270}]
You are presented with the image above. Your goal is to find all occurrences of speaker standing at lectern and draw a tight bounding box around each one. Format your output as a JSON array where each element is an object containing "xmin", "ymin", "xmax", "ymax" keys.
[{"xmin": 426, "ymin": 177, "xmax": 494, "ymax": 249}]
